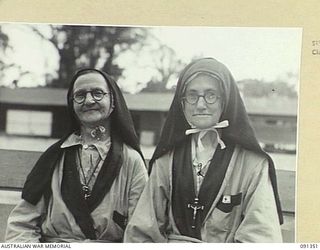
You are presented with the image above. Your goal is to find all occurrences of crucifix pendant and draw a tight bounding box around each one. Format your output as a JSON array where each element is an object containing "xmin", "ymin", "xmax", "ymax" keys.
[
  {"xmin": 187, "ymin": 197, "xmax": 204, "ymax": 229},
  {"xmin": 82, "ymin": 185, "xmax": 91, "ymax": 200}
]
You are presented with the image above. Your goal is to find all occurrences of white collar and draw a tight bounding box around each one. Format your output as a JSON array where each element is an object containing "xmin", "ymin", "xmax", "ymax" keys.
[
  {"xmin": 61, "ymin": 133, "xmax": 111, "ymax": 159},
  {"xmin": 185, "ymin": 120, "xmax": 229, "ymax": 151}
]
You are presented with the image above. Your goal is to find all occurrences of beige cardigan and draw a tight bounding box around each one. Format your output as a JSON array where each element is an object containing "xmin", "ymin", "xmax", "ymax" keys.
[
  {"xmin": 5, "ymin": 144, "xmax": 148, "ymax": 243},
  {"xmin": 124, "ymin": 145, "xmax": 283, "ymax": 243}
]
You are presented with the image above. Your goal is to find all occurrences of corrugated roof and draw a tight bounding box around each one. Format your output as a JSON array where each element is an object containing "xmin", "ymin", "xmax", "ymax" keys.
[{"xmin": 0, "ymin": 87, "xmax": 297, "ymax": 116}]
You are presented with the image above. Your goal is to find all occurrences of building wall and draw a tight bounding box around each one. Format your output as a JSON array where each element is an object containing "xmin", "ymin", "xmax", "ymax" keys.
[
  {"xmin": 0, "ymin": 103, "xmax": 297, "ymax": 151},
  {"xmin": 0, "ymin": 104, "xmax": 54, "ymax": 136},
  {"xmin": 0, "ymin": 103, "xmax": 7, "ymax": 132},
  {"xmin": 51, "ymin": 107, "xmax": 71, "ymax": 138},
  {"xmin": 0, "ymin": 103, "xmax": 70, "ymax": 139},
  {"xmin": 135, "ymin": 111, "xmax": 297, "ymax": 150},
  {"xmin": 131, "ymin": 111, "xmax": 166, "ymax": 146},
  {"xmin": 249, "ymin": 114, "xmax": 297, "ymax": 146}
]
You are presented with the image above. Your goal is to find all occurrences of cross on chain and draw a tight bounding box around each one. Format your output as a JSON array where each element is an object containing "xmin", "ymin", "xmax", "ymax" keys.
[{"xmin": 187, "ymin": 197, "xmax": 204, "ymax": 229}]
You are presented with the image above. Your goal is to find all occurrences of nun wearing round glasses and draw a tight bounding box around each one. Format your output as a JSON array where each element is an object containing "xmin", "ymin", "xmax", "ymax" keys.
[
  {"xmin": 6, "ymin": 69, "xmax": 147, "ymax": 242},
  {"xmin": 124, "ymin": 58, "xmax": 283, "ymax": 243}
]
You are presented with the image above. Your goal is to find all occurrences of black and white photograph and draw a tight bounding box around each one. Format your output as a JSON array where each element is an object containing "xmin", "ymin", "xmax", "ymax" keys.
[{"xmin": 0, "ymin": 23, "xmax": 301, "ymax": 243}]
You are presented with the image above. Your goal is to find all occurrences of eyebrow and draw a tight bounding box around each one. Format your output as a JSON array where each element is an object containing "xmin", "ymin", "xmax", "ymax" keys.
[
  {"xmin": 186, "ymin": 88, "xmax": 218, "ymax": 93},
  {"xmin": 73, "ymin": 87, "xmax": 105, "ymax": 93}
]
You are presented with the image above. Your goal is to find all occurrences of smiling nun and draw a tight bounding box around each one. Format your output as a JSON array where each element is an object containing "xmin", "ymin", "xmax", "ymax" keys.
[{"xmin": 6, "ymin": 69, "xmax": 147, "ymax": 242}]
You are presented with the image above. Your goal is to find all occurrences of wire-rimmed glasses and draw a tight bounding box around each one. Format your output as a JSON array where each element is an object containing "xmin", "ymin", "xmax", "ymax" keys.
[
  {"xmin": 73, "ymin": 89, "xmax": 110, "ymax": 104},
  {"xmin": 182, "ymin": 91, "xmax": 220, "ymax": 104}
]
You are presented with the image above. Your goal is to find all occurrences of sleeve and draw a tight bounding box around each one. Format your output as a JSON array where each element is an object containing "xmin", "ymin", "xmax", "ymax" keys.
[
  {"xmin": 5, "ymin": 198, "xmax": 46, "ymax": 243},
  {"xmin": 127, "ymin": 154, "xmax": 148, "ymax": 220},
  {"xmin": 124, "ymin": 157, "xmax": 170, "ymax": 243},
  {"xmin": 234, "ymin": 158, "xmax": 283, "ymax": 243}
]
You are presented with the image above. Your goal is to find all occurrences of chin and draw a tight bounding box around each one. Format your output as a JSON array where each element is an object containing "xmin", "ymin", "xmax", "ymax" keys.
[
  {"xmin": 192, "ymin": 120, "xmax": 217, "ymax": 129},
  {"xmin": 81, "ymin": 117, "xmax": 103, "ymax": 126}
]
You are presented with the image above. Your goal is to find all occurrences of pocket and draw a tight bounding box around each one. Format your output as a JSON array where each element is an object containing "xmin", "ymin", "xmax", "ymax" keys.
[
  {"xmin": 204, "ymin": 193, "xmax": 242, "ymax": 241},
  {"xmin": 205, "ymin": 206, "xmax": 233, "ymax": 242},
  {"xmin": 216, "ymin": 193, "xmax": 242, "ymax": 213}
]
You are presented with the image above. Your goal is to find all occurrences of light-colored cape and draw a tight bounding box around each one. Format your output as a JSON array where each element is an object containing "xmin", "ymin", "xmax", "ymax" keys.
[
  {"xmin": 124, "ymin": 145, "xmax": 282, "ymax": 243},
  {"xmin": 5, "ymin": 144, "xmax": 147, "ymax": 243}
]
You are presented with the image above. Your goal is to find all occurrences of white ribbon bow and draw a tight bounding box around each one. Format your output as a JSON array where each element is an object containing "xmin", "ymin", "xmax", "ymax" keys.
[{"xmin": 185, "ymin": 120, "xmax": 229, "ymax": 150}]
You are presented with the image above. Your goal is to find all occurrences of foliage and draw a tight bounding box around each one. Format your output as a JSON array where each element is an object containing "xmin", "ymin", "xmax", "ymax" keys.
[
  {"xmin": 0, "ymin": 24, "xmax": 186, "ymax": 91},
  {"xmin": 0, "ymin": 24, "xmax": 299, "ymax": 97},
  {"xmin": 237, "ymin": 78, "xmax": 297, "ymax": 98},
  {"xmin": 0, "ymin": 27, "xmax": 30, "ymax": 86},
  {"xmin": 0, "ymin": 27, "xmax": 9, "ymax": 52},
  {"xmin": 140, "ymin": 42, "xmax": 186, "ymax": 93},
  {"xmin": 30, "ymin": 25, "xmax": 149, "ymax": 88}
]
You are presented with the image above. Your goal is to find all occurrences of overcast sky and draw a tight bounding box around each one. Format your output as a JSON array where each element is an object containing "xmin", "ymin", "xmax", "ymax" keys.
[
  {"xmin": 154, "ymin": 26, "xmax": 302, "ymax": 80},
  {"xmin": 0, "ymin": 23, "xmax": 302, "ymax": 93}
]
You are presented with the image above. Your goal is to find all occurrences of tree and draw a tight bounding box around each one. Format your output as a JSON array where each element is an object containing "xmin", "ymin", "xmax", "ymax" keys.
[
  {"xmin": 0, "ymin": 26, "xmax": 32, "ymax": 88},
  {"xmin": 140, "ymin": 36, "xmax": 186, "ymax": 93},
  {"xmin": 29, "ymin": 25, "xmax": 149, "ymax": 88},
  {"xmin": 0, "ymin": 27, "xmax": 11, "ymax": 80},
  {"xmin": 237, "ymin": 78, "xmax": 297, "ymax": 98},
  {"xmin": 0, "ymin": 27, "xmax": 9, "ymax": 52},
  {"xmin": 0, "ymin": 24, "xmax": 187, "ymax": 92}
]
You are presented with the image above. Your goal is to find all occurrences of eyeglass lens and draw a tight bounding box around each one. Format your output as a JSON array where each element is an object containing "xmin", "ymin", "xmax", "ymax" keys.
[
  {"xmin": 185, "ymin": 91, "xmax": 218, "ymax": 104},
  {"xmin": 73, "ymin": 90, "xmax": 106, "ymax": 103}
]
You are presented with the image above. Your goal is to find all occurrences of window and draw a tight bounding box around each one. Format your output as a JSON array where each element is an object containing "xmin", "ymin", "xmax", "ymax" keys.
[{"xmin": 6, "ymin": 110, "xmax": 52, "ymax": 136}]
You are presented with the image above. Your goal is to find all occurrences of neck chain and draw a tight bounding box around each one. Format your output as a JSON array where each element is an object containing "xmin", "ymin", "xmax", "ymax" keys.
[{"xmin": 76, "ymin": 149, "xmax": 101, "ymax": 200}]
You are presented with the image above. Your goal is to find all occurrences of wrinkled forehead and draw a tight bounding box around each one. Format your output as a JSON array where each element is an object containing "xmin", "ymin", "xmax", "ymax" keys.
[
  {"xmin": 180, "ymin": 58, "xmax": 228, "ymax": 82},
  {"xmin": 183, "ymin": 72, "xmax": 222, "ymax": 94},
  {"xmin": 179, "ymin": 58, "xmax": 232, "ymax": 104},
  {"xmin": 73, "ymin": 72, "xmax": 109, "ymax": 92}
]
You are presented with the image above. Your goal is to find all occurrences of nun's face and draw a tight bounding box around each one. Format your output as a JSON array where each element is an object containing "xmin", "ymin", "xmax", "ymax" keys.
[
  {"xmin": 73, "ymin": 72, "xmax": 112, "ymax": 128},
  {"xmin": 183, "ymin": 74, "xmax": 223, "ymax": 129}
]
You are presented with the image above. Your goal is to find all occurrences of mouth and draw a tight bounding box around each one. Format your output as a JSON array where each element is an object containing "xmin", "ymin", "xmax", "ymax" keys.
[
  {"xmin": 193, "ymin": 114, "xmax": 212, "ymax": 116},
  {"xmin": 82, "ymin": 108, "xmax": 99, "ymax": 112}
]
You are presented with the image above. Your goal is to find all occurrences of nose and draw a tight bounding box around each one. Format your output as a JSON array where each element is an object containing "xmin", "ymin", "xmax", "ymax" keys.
[
  {"xmin": 84, "ymin": 92, "xmax": 96, "ymax": 104},
  {"xmin": 196, "ymin": 96, "xmax": 207, "ymax": 109}
]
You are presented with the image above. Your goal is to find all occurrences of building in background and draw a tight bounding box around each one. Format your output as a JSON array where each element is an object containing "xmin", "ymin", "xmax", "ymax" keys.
[
  {"xmin": 0, "ymin": 87, "xmax": 297, "ymax": 154},
  {"xmin": 0, "ymin": 86, "xmax": 297, "ymax": 242}
]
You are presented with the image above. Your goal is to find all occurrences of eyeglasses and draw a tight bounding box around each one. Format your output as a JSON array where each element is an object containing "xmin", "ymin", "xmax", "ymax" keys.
[
  {"xmin": 182, "ymin": 91, "xmax": 220, "ymax": 104},
  {"xmin": 73, "ymin": 89, "xmax": 110, "ymax": 104}
]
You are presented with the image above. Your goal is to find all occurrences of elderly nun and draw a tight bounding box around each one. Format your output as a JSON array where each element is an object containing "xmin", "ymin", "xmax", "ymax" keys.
[
  {"xmin": 6, "ymin": 69, "xmax": 147, "ymax": 242},
  {"xmin": 124, "ymin": 58, "xmax": 283, "ymax": 243}
]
